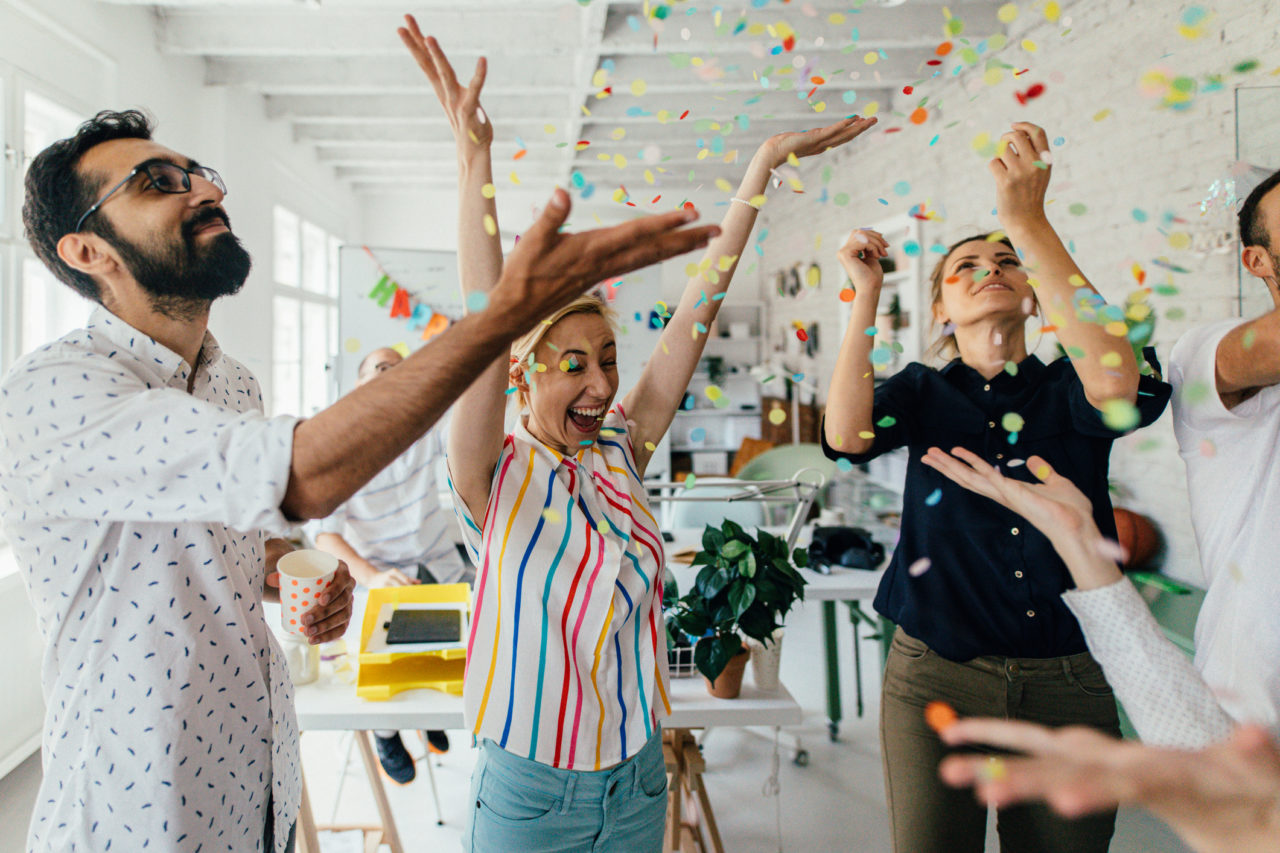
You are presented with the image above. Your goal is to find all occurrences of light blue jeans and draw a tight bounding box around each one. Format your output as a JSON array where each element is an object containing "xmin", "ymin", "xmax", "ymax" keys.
[{"xmin": 463, "ymin": 729, "xmax": 667, "ymax": 853}]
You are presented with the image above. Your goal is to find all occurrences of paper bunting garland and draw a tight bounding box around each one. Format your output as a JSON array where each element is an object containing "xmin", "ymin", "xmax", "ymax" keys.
[{"xmin": 363, "ymin": 246, "xmax": 458, "ymax": 342}]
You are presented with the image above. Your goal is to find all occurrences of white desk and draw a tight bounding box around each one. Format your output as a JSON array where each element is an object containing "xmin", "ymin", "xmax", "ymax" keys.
[
  {"xmin": 282, "ymin": 593, "xmax": 802, "ymax": 853},
  {"xmin": 295, "ymin": 674, "xmax": 801, "ymax": 732}
]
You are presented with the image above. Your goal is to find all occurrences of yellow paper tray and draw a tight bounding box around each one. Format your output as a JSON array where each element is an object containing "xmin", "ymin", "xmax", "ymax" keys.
[{"xmin": 356, "ymin": 583, "xmax": 471, "ymax": 701}]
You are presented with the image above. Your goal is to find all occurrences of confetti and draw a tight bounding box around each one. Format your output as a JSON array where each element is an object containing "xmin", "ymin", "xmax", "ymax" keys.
[
  {"xmin": 481, "ymin": 183, "xmax": 496, "ymax": 199},
  {"xmin": 977, "ymin": 757, "xmax": 1008, "ymax": 782},
  {"xmin": 466, "ymin": 291, "xmax": 489, "ymax": 312},
  {"xmin": 768, "ymin": 408, "xmax": 787, "ymax": 425},
  {"xmin": 925, "ymin": 488, "xmax": 942, "ymax": 506},
  {"xmin": 1001, "ymin": 412, "xmax": 1025, "ymax": 433},
  {"xmin": 542, "ymin": 508, "xmax": 563, "ymax": 524},
  {"xmin": 483, "ymin": 214, "xmax": 497, "ymax": 236},
  {"xmin": 644, "ymin": 441, "xmax": 657, "ymax": 452},
  {"xmin": 925, "ymin": 701, "xmax": 957, "ymax": 732},
  {"xmin": 684, "ymin": 472, "xmax": 697, "ymax": 490},
  {"xmin": 908, "ymin": 557, "xmax": 932, "ymax": 577}
]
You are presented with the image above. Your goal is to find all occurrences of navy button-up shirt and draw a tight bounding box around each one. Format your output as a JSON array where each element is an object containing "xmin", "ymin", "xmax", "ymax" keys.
[{"xmin": 822, "ymin": 355, "xmax": 1171, "ymax": 661}]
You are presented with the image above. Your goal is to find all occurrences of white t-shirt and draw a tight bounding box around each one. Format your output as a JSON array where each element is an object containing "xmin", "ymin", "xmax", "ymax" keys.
[
  {"xmin": 313, "ymin": 426, "xmax": 466, "ymax": 583},
  {"xmin": 1170, "ymin": 317, "xmax": 1280, "ymax": 725}
]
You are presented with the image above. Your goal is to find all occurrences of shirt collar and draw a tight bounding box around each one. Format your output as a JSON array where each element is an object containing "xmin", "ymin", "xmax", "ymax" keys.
[
  {"xmin": 940, "ymin": 353, "xmax": 1046, "ymax": 393},
  {"xmin": 513, "ymin": 415, "xmax": 589, "ymax": 471},
  {"xmin": 86, "ymin": 306, "xmax": 224, "ymax": 388}
]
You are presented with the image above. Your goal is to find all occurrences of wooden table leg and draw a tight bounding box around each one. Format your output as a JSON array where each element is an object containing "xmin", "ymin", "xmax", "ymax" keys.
[
  {"xmin": 296, "ymin": 772, "xmax": 321, "ymax": 853},
  {"xmin": 354, "ymin": 730, "xmax": 406, "ymax": 853},
  {"xmin": 664, "ymin": 731, "xmax": 683, "ymax": 853}
]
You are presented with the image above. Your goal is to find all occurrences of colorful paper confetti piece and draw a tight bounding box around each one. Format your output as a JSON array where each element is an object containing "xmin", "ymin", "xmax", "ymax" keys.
[{"xmin": 925, "ymin": 701, "xmax": 958, "ymax": 732}]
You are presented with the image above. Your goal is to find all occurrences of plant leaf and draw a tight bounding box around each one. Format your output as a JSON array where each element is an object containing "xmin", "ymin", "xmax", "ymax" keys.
[
  {"xmin": 721, "ymin": 539, "xmax": 749, "ymax": 560},
  {"xmin": 702, "ymin": 525, "xmax": 726, "ymax": 553},
  {"xmin": 701, "ymin": 568, "xmax": 729, "ymax": 599},
  {"xmin": 740, "ymin": 549, "xmax": 757, "ymax": 578},
  {"xmin": 728, "ymin": 581, "xmax": 756, "ymax": 617}
]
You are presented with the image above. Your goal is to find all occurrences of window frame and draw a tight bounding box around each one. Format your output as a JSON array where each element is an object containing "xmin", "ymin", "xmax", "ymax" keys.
[{"xmin": 271, "ymin": 204, "xmax": 341, "ymax": 417}]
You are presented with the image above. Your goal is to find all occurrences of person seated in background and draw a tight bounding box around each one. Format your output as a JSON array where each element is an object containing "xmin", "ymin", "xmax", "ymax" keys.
[
  {"xmin": 921, "ymin": 447, "xmax": 1234, "ymax": 748},
  {"xmin": 313, "ymin": 345, "xmax": 472, "ymax": 781},
  {"xmin": 937, "ymin": 719, "xmax": 1280, "ymax": 853},
  {"xmin": 1167, "ymin": 167, "xmax": 1280, "ymax": 726}
]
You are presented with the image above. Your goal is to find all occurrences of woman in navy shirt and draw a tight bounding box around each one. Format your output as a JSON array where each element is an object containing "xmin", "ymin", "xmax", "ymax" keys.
[{"xmin": 822, "ymin": 122, "xmax": 1170, "ymax": 853}]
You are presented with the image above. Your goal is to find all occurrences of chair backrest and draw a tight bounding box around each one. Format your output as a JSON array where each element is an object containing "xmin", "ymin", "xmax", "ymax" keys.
[
  {"xmin": 665, "ymin": 479, "xmax": 770, "ymax": 532},
  {"xmin": 734, "ymin": 442, "xmax": 840, "ymax": 484}
]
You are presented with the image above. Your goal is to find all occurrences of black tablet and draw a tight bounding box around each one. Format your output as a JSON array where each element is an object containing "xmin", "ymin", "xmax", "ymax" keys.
[{"xmin": 384, "ymin": 609, "xmax": 463, "ymax": 645}]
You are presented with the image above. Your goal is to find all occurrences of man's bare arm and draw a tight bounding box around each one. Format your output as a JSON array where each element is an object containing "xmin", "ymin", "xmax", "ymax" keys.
[{"xmin": 1216, "ymin": 308, "xmax": 1280, "ymax": 408}]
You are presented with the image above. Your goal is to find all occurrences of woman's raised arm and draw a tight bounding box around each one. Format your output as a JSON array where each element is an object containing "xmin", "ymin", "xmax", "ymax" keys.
[
  {"xmin": 624, "ymin": 116, "xmax": 877, "ymax": 474},
  {"xmin": 990, "ymin": 122, "xmax": 1140, "ymax": 408},
  {"xmin": 399, "ymin": 18, "xmax": 508, "ymax": 522}
]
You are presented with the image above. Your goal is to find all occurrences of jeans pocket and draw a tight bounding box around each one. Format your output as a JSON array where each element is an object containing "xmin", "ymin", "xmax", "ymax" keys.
[
  {"xmin": 1066, "ymin": 666, "xmax": 1114, "ymax": 699},
  {"xmin": 476, "ymin": 774, "xmax": 561, "ymax": 826},
  {"xmin": 636, "ymin": 750, "xmax": 669, "ymax": 799},
  {"xmin": 891, "ymin": 629, "xmax": 931, "ymax": 661}
]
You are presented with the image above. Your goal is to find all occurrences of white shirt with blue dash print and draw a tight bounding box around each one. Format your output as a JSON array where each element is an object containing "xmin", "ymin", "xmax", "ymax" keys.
[{"xmin": 0, "ymin": 307, "xmax": 301, "ymax": 853}]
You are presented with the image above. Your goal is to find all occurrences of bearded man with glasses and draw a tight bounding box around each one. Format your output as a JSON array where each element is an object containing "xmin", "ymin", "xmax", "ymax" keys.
[{"xmin": 5, "ymin": 106, "xmax": 719, "ymax": 853}]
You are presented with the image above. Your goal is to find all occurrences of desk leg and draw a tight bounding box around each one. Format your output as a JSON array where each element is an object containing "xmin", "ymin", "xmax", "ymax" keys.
[
  {"xmin": 823, "ymin": 600, "xmax": 842, "ymax": 741},
  {"xmin": 297, "ymin": 773, "xmax": 321, "ymax": 853},
  {"xmin": 354, "ymin": 731, "xmax": 406, "ymax": 853},
  {"xmin": 664, "ymin": 732, "xmax": 683, "ymax": 853}
]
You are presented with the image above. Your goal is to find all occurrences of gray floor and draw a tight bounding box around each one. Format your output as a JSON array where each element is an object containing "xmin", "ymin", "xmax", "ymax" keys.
[{"xmin": 1, "ymin": 595, "xmax": 1191, "ymax": 852}]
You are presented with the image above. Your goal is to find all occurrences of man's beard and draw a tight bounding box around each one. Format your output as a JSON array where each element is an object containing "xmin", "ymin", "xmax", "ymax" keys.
[{"xmin": 97, "ymin": 207, "xmax": 252, "ymax": 321}]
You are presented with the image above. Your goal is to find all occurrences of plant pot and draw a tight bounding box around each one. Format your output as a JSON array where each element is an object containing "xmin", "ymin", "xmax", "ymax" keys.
[
  {"xmin": 747, "ymin": 630, "xmax": 784, "ymax": 693},
  {"xmin": 1113, "ymin": 507, "xmax": 1161, "ymax": 570},
  {"xmin": 703, "ymin": 644, "xmax": 750, "ymax": 699}
]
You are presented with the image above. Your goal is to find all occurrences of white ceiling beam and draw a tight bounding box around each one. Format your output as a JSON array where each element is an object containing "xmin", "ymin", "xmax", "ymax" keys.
[
  {"xmin": 205, "ymin": 55, "xmax": 575, "ymax": 93},
  {"xmin": 266, "ymin": 87, "xmax": 891, "ymax": 122},
  {"xmin": 556, "ymin": 0, "xmax": 611, "ymax": 193},
  {"xmin": 601, "ymin": 1, "xmax": 1003, "ymax": 51},
  {"xmin": 158, "ymin": 8, "xmax": 585, "ymax": 57},
  {"xmin": 293, "ymin": 121, "xmax": 562, "ymax": 143}
]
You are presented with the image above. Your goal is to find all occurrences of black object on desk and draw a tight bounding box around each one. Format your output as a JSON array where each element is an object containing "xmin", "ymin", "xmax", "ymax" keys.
[
  {"xmin": 808, "ymin": 526, "xmax": 885, "ymax": 574},
  {"xmin": 384, "ymin": 609, "xmax": 463, "ymax": 645}
]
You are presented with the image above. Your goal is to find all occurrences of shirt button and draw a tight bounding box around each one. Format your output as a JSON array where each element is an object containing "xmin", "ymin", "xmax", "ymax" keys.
[
  {"xmin": 983, "ymin": 384, "xmax": 991, "ymax": 391},
  {"xmin": 1026, "ymin": 609, "xmax": 1036, "ymax": 618},
  {"xmin": 1014, "ymin": 570, "xmax": 1024, "ymax": 578},
  {"xmin": 1007, "ymin": 662, "xmax": 1020, "ymax": 675},
  {"xmin": 1011, "ymin": 527, "xmax": 1020, "ymax": 536},
  {"xmin": 988, "ymin": 421, "xmax": 996, "ymax": 429},
  {"xmin": 996, "ymin": 453, "xmax": 1004, "ymax": 460}
]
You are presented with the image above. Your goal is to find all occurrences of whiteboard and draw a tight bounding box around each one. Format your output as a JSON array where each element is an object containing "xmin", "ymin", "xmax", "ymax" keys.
[{"xmin": 337, "ymin": 245, "xmax": 463, "ymax": 397}]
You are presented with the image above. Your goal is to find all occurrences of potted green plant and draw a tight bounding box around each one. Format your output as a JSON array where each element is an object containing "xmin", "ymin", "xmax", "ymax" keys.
[{"xmin": 667, "ymin": 519, "xmax": 810, "ymax": 698}]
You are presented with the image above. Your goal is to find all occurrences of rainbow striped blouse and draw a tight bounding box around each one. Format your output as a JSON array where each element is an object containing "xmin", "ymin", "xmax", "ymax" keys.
[{"xmin": 450, "ymin": 404, "xmax": 672, "ymax": 770}]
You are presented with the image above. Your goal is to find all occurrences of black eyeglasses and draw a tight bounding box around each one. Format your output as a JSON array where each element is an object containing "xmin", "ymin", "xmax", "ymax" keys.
[{"xmin": 73, "ymin": 160, "xmax": 227, "ymax": 233}]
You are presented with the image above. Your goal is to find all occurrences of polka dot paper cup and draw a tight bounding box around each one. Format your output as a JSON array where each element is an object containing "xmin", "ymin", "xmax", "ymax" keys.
[{"xmin": 278, "ymin": 549, "xmax": 339, "ymax": 637}]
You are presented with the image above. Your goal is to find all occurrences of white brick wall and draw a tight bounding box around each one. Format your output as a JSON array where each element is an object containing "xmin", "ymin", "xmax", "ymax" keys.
[{"xmin": 756, "ymin": 0, "xmax": 1280, "ymax": 584}]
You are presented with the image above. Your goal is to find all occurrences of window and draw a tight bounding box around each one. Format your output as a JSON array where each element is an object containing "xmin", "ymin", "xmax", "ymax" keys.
[
  {"xmin": 22, "ymin": 91, "xmax": 81, "ymax": 172},
  {"xmin": 21, "ymin": 257, "xmax": 91, "ymax": 354},
  {"xmin": 272, "ymin": 205, "xmax": 340, "ymax": 417},
  {"xmin": 0, "ymin": 86, "xmax": 86, "ymax": 379},
  {"xmin": 273, "ymin": 206, "xmax": 300, "ymax": 288}
]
